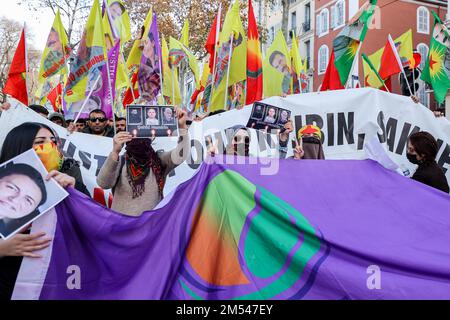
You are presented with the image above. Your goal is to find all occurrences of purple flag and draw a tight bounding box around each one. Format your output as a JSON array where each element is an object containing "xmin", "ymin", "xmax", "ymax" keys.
[
  {"xmin": 138, "ymin": 13, "xmax": 162, "ymax": 103},
  {"xmin": 92, "ymin": 40, "xmax": 120, "ymax": 118},
  {"xmin": 12, "ymin": 157, "xmax": 450, "ymax": 300}
]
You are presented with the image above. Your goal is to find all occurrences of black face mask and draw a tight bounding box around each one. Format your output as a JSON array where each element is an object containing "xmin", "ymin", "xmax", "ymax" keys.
[
  {"xmin": 302, "ymin": 136, "xmax": 321, "ymax": 144},
  {"xmin": 406, "ymin": 153, "xmax": 420, "ymax": 165}
]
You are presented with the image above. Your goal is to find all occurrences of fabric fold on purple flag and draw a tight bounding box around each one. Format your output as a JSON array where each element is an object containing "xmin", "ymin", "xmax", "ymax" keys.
[{"xmin": 14, "ymin": 157, "xmax": 450, "ymax": 300}]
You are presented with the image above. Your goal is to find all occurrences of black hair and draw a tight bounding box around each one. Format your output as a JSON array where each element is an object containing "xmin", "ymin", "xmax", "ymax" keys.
[
  {"xmin": 77, "ymin": 118, "xmax": 87, "ymax": 125},
  {"xmin": 409, "ymin": 131, "xmax": 439, "ymax": 164},
  {"xmin": 115, "ymin": 116, "xmax": 126, "ymax": 122},
  {"xmin": 29, "ymin": 104, "xmax": 49, "ymax": 116},
  {"xmin": 0, "ymin": 163, "xmax": 47, "ymax": 207},
  {"xmin": 0, "ymin": 163, "xmax": 48, "ymax": 235},
  {"xmin": 89, "ymin": 108, "xmax": 106, "ymax": 119},
  {"xmin": 0, "ymin": 122, "xmax": 57, "ymax": 164},
  {"xmin": 269, "ymin": 50, "xmax": 285, "ymax": 66}
]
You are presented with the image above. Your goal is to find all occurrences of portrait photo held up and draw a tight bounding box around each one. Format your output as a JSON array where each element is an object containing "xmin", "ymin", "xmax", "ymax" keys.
[{"xmin": 0, "ymin": 149, "xmax": 68, "ymax": 239}]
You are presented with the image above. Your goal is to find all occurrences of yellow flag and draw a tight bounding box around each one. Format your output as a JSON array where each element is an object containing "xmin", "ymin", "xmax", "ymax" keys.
[
  {"xmin": 102, "ymin": 7, "xmax": 127, "ymax": 90},
  {"xmin": 263, "ymin": 30, "xmax": 291, "ymax": 98},
  {"xmin": 162, "ymin": 37, "xmax": 182, "ymax": 105},
  {"xmin": 65, "ymin": 0, "xmax": 107, "ymax": 103},
  {"xmin": 126, "ymin": 9, "xmax": 153, "ymax": 72},
  {"xmin": 105, "ymin": 0, "xmax": 131, "ymax": 43},
  {"xmin": 38, "ymin": 9, "xmax": 70, "ymax": 85},
  {"xmin": 169, "ymin": 37, "xmax": 200, "ymax": 89},
  {"xmin": 290, "ymin": 36, "xmax": 302, "ymax": 76},
  {"xmin": 363, "ymin": 29, "xmax": 413, "ymax": 88},
  {"xmin": 210, "ymin": 0, "xmax": 247, "ymax": 111},
  {"xmin": 180, "ymin": 19, "xmax": 189, "ymax": 48}
]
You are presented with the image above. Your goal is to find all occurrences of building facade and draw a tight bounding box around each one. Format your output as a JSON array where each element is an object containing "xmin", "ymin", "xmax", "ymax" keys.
[{"xmin": 313, "ymin": 0, "xmax": 447, "ymax": 110}]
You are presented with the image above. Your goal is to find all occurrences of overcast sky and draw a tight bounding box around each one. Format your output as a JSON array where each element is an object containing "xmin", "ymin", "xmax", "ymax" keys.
[{"xmin": 1, "ymin": 1, "xmax": 55, "ymax": 51}]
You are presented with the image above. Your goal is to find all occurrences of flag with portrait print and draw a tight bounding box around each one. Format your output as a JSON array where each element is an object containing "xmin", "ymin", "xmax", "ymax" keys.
[
  {"xmin": 138, "ymin": 12, "xmax": 162, "ymax": 103},
  {"xmin": 37, "ymin": 9, "xmax": 71, "ymax": 85},
  {"xmin": 210, "ymin": 0, "xmax": 247, "ymax": 112},
  {"xmin": 263, "ymin": 30, "xmax": 291, "ymax": 98},
  {"xmin": 64, "ymin": 0, "xmax": 107, "ymax": 107}
]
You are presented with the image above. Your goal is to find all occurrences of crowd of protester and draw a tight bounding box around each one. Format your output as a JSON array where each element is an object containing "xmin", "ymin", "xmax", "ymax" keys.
[{"xmin": 0, "ymin": 97, "xmax": 448, "ymax": 300}]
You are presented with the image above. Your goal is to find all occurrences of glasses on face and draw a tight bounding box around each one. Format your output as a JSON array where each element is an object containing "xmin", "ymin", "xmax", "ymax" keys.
[{"xmin": 90, "ymin": 118, "xmax": 107, "ymax": 123}]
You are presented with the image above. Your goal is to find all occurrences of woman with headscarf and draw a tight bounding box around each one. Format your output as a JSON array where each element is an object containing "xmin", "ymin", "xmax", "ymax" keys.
[
  {"xmin": 97, "ymin": 109, "xmax": 190, "ymax": 216},
  {"xmin": 207, "ymin": 125, "xmax": 251, "ymax": 157},
  {"xmin": 286, "ymin": 124, "xmax": 325, "ymax": 160},
  {"xmin": 407, "ymin": 131, "xmax": 449, "ymax": 193}
]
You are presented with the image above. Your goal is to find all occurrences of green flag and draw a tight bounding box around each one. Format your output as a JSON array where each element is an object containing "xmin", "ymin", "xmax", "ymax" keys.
[
  {"xmin": 333, "ymin": 0, "xmax": 377, "ymax": 86},
  {"xmin": 421, "ymin": 11, "xmax": 450, "ymax": 103}
]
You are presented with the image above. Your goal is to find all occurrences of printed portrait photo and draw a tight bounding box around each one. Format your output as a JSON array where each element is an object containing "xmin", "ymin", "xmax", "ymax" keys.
[
  {"xmin": 127, "ymin": 106, "xmax": 143, "ymax": 125},
  {"xmin": 145, "ymin": 107, "xmax": 160, "ymax": 126},
  {"xmin": 0, "ymin": 149, "xmax": 68, "ymax": 240}
]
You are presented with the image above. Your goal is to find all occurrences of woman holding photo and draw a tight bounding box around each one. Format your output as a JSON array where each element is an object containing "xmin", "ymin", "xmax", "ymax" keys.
[
  {"xmin": 97, "ymin": 108, "xmax": 190, "ymax": 216},
  {"xmin": 0, "ymin": 121, "xmax": 86, "ymax": 300}
]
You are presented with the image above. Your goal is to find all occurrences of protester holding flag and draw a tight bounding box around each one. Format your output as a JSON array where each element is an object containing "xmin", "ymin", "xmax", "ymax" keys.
[
  {"xmin": 407, "ymin": 132, "xmax": 449, "ymax": 193},
  {"xmin": 96, "ymin": 109, "xmax": 190, "ymax": 216}
]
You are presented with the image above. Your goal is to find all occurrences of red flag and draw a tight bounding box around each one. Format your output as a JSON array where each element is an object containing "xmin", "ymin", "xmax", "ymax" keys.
[
  {"xmin": 123, "ymin": 71, "xmax": 140, "ymax": 106},
  {"xmin": 246, "ymin": 0, "xmax": 263, "ymax": 104},
  {"xmin": 378, "ymin": 35, "xmax": 403, "ymax": 79},
  {"xmin": 205, "ymin": 8, "xmax": 221, "ymax": 72},
  {"xmin": 320, "ymin": 51, "xmax": 344, "ymax": 91},
  {"xmin": 47, "ymin": 83, "xmax": 62, "ymax": 111},
  {"xmin": 4, "ymin": 28, "xmax": 28, "ymax": 105},
  {"xmin": 190, "ymin": 86, "xmax": 204, "ymax": 105},
  {"xmin": 411, "ymin": 51, "xmax": 422, "ymax": 69}
]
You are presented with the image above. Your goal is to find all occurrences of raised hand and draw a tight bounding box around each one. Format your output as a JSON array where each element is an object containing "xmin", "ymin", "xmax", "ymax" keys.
[{"xmin": 293, "ymin": 139, "xmax": 305, "ymax": 160}]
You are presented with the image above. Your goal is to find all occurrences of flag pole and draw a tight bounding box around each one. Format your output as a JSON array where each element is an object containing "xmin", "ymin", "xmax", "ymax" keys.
[
  {"xmin": 388, "ymin": 34, "xmax": 413, "ymax": 96},
  {"xmin": 73, "ymin": 74, "xmax": 102, "ymax": 125},
  {"xmin": 223, "ymin": 34, "xmax": 234, "ymax": 110},
  {"xmin": 171, "ymin": 67, "xmax": 176, "ymax": 105},
  {"xmin": 208, "ymin": 3, "xmax": 222, "ymax": 110},
  {"xmin": 345, "ymin": 41, "xmax": 363, "ymax": 89},
  {"xmin": 105, "ymin": 43, "xmax": 118, "ymax": 136},
  {"xmin": 24, "ymin": 23, "xmax": 30, "ymax": 105},
  {"xmin": 361, "ymin": 52, "xmax": 390, "ymax": 92}
]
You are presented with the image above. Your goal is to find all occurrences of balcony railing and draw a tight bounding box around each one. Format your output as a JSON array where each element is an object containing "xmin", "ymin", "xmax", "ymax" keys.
[{"xmin": 302, "ymin": 21, "xmax": 311, "ymax": 33}]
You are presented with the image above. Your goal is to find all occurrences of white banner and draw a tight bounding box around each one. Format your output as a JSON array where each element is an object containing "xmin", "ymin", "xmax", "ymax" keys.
[{"xmin": 1, "ymin": 88, "xmax": 449, "ymax": 200}]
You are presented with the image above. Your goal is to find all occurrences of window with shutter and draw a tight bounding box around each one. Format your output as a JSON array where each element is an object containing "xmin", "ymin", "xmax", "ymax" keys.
[
  {"xmin": 417, "ymin": 43, "xmax": 429, "ymax": 70},
  {"xmin": 318, "ymin": 45, "xmax": 329, "ymax": 74},
  {"xmin": 417, "ymin": 7, "xmax": 429, "ymax": 34},
  {"xmin": 331, "ymin": 5, "xmax": 335, "ymax": 29},
  {"xmin": 316, "ymin": 14, "xmax": 321, "ymax": 35}
]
